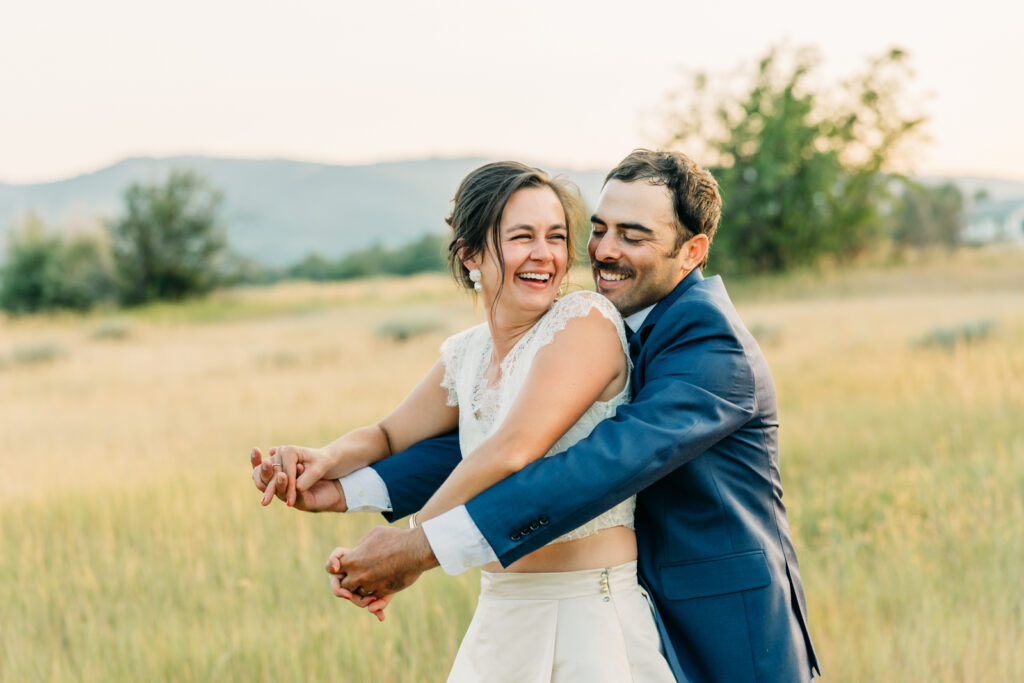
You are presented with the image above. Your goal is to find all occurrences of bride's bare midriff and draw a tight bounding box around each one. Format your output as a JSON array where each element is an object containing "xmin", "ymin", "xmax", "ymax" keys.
[{"xmin": 481, "ymin": 525, "xmax": 637, "ymax": 573}]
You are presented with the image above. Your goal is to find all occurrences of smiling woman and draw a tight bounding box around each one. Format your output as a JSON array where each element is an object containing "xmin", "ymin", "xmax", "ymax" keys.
[
  {"xmin": 461, "ymin": 186, "xmax": 570, "ymax": 330},
  {"xmin": 445, "ymin": 161, "xmax": 584, "ymax": 308}
]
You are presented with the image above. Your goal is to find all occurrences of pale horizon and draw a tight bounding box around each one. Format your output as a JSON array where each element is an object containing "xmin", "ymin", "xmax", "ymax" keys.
[{"xmin": 3, "ymin": 0, "xmax": 1022, "ymax": 185}]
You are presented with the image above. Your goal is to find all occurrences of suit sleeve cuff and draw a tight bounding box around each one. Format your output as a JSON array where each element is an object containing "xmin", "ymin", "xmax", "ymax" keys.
[
  {"xmin": 338, "ymin": 467, "xmax": 392, "ymax": 512},
  {"xmin": 421, "ymin": 505, "xmax": 498, "ymax": 575}
]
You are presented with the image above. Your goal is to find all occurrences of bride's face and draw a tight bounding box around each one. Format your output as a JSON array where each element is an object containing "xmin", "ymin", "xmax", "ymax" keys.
[{"xmin": 468, "ymin": 186, "xmax": 569, "ymax": 317}]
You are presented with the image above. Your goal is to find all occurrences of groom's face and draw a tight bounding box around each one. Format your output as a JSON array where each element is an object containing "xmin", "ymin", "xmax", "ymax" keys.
[{"xmin": 588, "ymin": 179, "xmax": 691, "ymax": 317}]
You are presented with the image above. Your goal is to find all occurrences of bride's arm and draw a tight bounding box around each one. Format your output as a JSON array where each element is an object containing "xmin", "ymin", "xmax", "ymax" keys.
[
  {"xmin": 416, "ymin": 310, "xmax": 626, "ymax": 523},
  {"xmin": 281, "ymin": 360, "xmax": 459, "ymax": 499}
]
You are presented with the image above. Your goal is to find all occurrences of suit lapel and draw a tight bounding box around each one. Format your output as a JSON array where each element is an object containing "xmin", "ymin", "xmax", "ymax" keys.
[{"xmin": 631, "ymin": 268, "xmax": 704, "ymax": 381}]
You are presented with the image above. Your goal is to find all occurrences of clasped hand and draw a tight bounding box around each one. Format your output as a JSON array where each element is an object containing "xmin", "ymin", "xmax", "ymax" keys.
[
  {"xmin": 250, "ymin": 446, "xmax": 431, "ymax": 622},
  {"xmin": 249, "ymin": 445, "xmax": 343, "ymax": 510}
]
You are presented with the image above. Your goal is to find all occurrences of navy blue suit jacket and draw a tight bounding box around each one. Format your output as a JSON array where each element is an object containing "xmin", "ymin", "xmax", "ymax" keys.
[{"xmin": 373, "ymin": 269, "xmax": 819, "ymax": 682}]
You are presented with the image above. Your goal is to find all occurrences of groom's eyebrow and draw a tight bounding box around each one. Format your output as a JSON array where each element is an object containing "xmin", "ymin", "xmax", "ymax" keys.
[
  {"xmin": 617, "ymin": 222, "xmax": 655, "ymax": 234},
  {"xmin": 590, "ymin": 214, "xmax": 654, "ymax": 234}
]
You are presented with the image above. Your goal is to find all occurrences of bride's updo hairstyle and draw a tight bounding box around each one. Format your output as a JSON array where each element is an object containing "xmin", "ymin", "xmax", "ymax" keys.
[{"xmin": 446, "ymin": 161, "xmax": 584, "ymax": 299}]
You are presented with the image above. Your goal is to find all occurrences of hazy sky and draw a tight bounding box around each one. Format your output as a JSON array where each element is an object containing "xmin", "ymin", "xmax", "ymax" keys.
[{"xmin": 2, "ymin": 0, "xmax": 1021, "ymax": 184}]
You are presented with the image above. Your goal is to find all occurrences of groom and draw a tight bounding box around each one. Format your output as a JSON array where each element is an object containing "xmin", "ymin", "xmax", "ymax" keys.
[{"xmin": 256, "ymin": 149, "xmax": 819, "ymax": 681}]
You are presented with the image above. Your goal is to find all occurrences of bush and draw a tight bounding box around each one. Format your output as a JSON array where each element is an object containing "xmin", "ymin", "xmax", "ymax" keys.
[
  {"xmin": 91, "ymin": 319, "xmax": 132, "ymax": 341},
  {"xmin": 0, "ymin": 216, "xmax": 116, "ymax": 314},
  {"xmin": 11, "ymin": 341, "xmax": 66, "ymax": 365},
  {"xmin": 891, "ymin": 180, "xmax": 964, "ymax": 249},
  {"xmin": 915, "ymin": 320, "xmax": 996, "ymax": 351},
  {"xmin": 375, "ymin": 317, "xmax": 444, "ymax": 342}
]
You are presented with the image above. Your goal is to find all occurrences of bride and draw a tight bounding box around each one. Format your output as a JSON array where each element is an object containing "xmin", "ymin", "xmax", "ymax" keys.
[{"xmin": 258, "ymin": 161, "xmax": 673, "ymax": 681}]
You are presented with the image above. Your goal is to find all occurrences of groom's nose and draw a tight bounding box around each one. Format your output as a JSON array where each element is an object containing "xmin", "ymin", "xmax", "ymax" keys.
[{"xmin": 591, "ymin": 231, "xmax": 620, "ymax": 262}]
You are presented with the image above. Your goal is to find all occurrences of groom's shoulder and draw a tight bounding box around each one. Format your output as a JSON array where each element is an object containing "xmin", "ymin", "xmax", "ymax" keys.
[{"xmin": 661, "ymin": 275, "xmax": 736, "ymax": 328}]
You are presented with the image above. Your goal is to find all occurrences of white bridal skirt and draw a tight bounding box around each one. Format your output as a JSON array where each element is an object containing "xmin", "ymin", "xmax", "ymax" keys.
[{"xmin": 448, "ymin": 561, "xmax": 675, "ymax": 682}]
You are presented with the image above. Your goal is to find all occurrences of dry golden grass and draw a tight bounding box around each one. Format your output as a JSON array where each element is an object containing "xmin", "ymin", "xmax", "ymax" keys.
[{"xmin": 2, "ymin": 252, "xmax": 1022, "ymax": 681}]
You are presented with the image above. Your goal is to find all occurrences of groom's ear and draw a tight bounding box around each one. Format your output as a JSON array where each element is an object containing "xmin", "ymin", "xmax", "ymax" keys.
[{"xmin": 680, "ymin": 234, "xmax": 709, "ymax": 272}]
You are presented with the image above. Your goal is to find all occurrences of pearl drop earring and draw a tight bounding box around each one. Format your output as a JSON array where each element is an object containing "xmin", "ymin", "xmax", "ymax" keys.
[{"xmin": 469, "ymin": 268, "xmax": 482, "ymax": 293}]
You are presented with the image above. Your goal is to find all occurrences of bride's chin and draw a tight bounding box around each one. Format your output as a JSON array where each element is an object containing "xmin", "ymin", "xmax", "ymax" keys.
[{"xmin": 493, "ymin": 293, "xmax": 557, "ymax": 318}]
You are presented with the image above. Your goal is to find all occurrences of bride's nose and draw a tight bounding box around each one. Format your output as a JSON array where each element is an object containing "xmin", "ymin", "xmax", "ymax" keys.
[{"xmin": 530, "ymin": 237, "xmax": 553, "ymax": 261}]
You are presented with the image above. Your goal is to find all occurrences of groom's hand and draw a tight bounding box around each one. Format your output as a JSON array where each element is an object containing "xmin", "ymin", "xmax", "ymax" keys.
[
  {"xmin": 250, "ymin": 447, "xmax": 348, "ymax": 512},
  {"xmin": 336, "ymin": 526, "xmax": 439, "ymax": 599}
]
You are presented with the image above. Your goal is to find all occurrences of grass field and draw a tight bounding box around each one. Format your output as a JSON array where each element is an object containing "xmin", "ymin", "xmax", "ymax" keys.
[{"xmin": 2, "ymin": 250, "xmax": 1022, "ymax": 681}]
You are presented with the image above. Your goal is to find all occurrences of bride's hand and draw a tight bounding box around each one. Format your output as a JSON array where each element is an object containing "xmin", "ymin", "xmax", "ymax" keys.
[
  {"xmin": 327, "ymin": 547, "xmax": 393, "ymax": 622},
  {"xmin": 251, "ymin": 446, "xmax": 348, "ymax": 512},
  {"xmin": 251, "ymin": 446, "xmax": 288, "ymax": 505},
  {"xmin": 257, "ymin": 444, "xmax": 331, "ymax": 507}
]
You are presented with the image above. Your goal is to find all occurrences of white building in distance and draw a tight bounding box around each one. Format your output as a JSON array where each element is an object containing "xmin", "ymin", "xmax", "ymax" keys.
[{"xmin": 962, "ymin": 199, "xmax": 1024, "ymax": 246}]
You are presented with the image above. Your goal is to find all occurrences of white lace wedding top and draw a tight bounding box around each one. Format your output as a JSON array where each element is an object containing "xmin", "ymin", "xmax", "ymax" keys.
[{"xmin": 439, "ymin": 290, "xmax": 635, "ymax": 544}]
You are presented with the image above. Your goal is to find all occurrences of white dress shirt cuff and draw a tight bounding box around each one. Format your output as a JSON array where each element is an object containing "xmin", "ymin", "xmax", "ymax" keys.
[
  {"xmin": 338, "ymin": 467, "xmax": 392, "ymax": 512},
  {"xmin": 422, "ymin": 505, "xmax": 498, "ymax": 575}
]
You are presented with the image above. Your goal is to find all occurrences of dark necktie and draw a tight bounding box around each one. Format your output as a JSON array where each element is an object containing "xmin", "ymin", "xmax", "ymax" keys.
[{"xmin": 625, "ymin": 323, "xmax": 642, "ymax": 363}]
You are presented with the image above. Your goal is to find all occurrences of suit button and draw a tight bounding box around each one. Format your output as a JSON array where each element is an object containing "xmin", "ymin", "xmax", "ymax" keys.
[
  {"xmin": 529, "ymin": 521, "xmax": 540, "ymax": 531},
  {"xmin": 538, "ymin": 515, "xmax": 549, "ymax": 525},
  {"xmin": 520, "ymin": 527, "xmax": 532, "ymax": 536},
  {"xmin": 510, "ymin": 532, "xmax": 522, "ymax": 541}
]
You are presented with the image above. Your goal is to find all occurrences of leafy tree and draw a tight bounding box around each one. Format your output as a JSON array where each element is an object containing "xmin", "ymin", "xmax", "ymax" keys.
[
  {"xmin": 665, "ymin": 46, "xmax": 925, "ymax": 273},
  {"xmin": 0, "ymin": 215, "xmax": 116, "ymax": 314},
  {"xmin": 108, "ymin": 170, "xmax": 227, "ymax": 304}
]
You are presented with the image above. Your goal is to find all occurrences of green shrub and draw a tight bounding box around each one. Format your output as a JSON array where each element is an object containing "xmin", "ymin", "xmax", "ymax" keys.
[
  {"xmin": 375, "ymin": 317, "xmax": 444, "ymax": 342},
  {"xmin": 0, "ymin": 216, "xmax": 116, "ymax": 314},
  {"xmin": 915, "ymin": 320, "xmax": 996, "ymax": 350},
  {"xmin": 11, "ymin": 341, "xmax": 65, "ymax": 365},
  {"xmin": 91, "ymin": 320, "xmax": 132, "ymax": 341}
]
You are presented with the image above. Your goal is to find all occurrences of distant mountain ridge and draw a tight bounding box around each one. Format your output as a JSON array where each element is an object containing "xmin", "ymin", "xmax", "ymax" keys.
[
  {"xmin": 0, "ymin": 156, "xmax": 608, "ymax": 266},
  {"xmin": 1, "ymin": 156, "xmax": 1021, "ymax": 266}
]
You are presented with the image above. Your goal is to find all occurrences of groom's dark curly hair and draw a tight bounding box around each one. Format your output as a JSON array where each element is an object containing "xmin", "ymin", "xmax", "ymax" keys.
[{"xmin": 605, "ymin": 149, "xmax": 722, "ymax": 268}]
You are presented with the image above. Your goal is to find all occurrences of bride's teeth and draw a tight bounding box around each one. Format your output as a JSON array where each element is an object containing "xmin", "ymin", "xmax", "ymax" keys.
[{"xmin": 517, "ymin": 273, "xmax": 550, "ymax": 281}]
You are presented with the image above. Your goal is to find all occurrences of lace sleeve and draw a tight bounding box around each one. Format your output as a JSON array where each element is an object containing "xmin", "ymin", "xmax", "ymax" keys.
[
  {"xmin": 527, "ymin": 290, "xmax": 628, "ymax": 360},
  {"xmin": 439, "ymin": 335, "xmax": 462, "ymax": 407}
]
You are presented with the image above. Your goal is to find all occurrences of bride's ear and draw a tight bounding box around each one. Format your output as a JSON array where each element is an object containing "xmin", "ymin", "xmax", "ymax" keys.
[{"xmin": 458, "ymin": 247, "xmax": 478, "ymax": 272}]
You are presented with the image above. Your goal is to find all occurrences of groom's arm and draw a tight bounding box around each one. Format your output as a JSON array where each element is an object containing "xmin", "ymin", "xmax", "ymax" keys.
[
  {"xmin": 360, "ymin": 430, "xmax": 461, "ymax": 520},
  {"xmin": 454, "ymin": 300, "xmax": 755, "ymax": 567}
]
